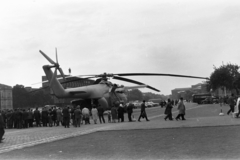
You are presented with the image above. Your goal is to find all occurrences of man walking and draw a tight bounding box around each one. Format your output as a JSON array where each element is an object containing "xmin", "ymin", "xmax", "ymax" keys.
[
  {"xmin": 227, "ymin": 93, "xmax": 236, "ymax": 115},
  {"xmin": 138, "ymin": 100, "xmax": 150, "ymax": 122},
  {"xmin": 175, "ymin": 97, "xmax": 186, "ymax": 120}
]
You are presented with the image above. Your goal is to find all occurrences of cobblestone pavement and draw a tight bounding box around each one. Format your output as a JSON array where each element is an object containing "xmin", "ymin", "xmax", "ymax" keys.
[{"xmin": 1, "ymin": 103, "xmax": 239, "ymax": 154}]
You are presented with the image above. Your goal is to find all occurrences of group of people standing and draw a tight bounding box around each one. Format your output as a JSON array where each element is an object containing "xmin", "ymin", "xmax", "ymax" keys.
[{"xmin": 164, "ymin": 97, "xmax": 186, "ymax": 121}]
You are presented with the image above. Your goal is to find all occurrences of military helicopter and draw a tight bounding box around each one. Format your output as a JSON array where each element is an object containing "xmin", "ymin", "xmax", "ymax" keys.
[{"xmin": 39, "ymin": 49, "xmax": 209, "ymax": 109}]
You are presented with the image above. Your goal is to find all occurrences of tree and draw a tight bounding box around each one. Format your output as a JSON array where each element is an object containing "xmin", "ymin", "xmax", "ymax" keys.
[
  {"xmin": 12, "ymin": 84, "xmax": 29, "ymax": 108},
  {"xmin": 12, "ymin": 84, "xmax": 54, "ymax": 109},
  {"xmin": 127, "ymin": 89, "xmax": 143, "ymax": 101},
  {"xmin": 209, "ymin": 63, "xmax": 240, "ymax": 94}
]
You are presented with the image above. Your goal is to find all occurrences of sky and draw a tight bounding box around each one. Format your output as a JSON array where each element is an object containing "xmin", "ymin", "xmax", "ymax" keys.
[{"xmin": 0, "ymin": 0, "xmax": 240, "ymax": 95}]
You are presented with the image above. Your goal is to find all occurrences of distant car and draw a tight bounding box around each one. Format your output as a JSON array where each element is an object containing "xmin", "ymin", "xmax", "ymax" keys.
[
  {"xmin": 145, "ymin": 102, "xmax": 153, "ymax": 108},
  {"xmin": 133, "ymin": 102, "xmax": 141, "ymax": 108}
]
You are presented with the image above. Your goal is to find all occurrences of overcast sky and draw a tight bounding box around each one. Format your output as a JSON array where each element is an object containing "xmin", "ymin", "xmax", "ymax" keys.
[{"xmin": 0, "ymin": 0, "xmax": 240, "ymax": 95}]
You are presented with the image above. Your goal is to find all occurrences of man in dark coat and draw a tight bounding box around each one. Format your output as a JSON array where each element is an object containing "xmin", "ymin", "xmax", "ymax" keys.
[
  {"xmin": 138, "ymin": 100, "xmax": 150, "ymax": 122},
  {"xmin": 6, "ymin": 110, "xmax": 13, "ymax": 129},
  {"xmin": 22, "ymin": 109, "xmax": 29, "ymax": 128},
  {"xmin": 164, "ymin": 99, "xmax": 173, "ymax": 120},
  {"xmin": 41, "ymin": 107, "xmax": 48, "ymax": 127},
  {"xmin": 62, "ymin": 106, "xmax": 70, "ymax": 128},
  {"xmin": 97, "ymin": 105, "xmax": 105, "ymax": 124},
  {"xmin": 127, "ymin": 103, "xmax": 134, "ymax": 122},
  {"xmin": 27, "ymin": 109, "xmax": 34, "ymax": 127},
  {"xmin": 0, "ymin": 111, "xmax": 5, "ymax": 143},
  {"xmin": 52, "ymin": 107, "xmax": 57, "ymax": 126},
  {"xmin": 16, "ymin": 109, "xmax": 23, "ymax": 129},
  {"xmin": 117, "ymin": 104, "xmax": 125, "ymax": 122},
  {"xmin": 34, "ymin": 108, "xmax": 41, "ymax": 127}
]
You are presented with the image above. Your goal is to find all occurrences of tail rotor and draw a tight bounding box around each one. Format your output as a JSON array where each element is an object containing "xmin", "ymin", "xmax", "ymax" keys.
[{"xmin": 39, "ymin": 48, "xmax": 66, "ymax": 84}]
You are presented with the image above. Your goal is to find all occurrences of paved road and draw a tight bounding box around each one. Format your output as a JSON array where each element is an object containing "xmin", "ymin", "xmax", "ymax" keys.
[{"xmin": 0, "ymin": 103, "xmax": 239, "ymax": 156}]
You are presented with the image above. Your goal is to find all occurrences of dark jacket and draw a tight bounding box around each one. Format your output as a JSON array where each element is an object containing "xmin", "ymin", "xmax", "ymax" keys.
[
  {"xmin": 74, "ymin": 109, "xmax": 82, "ymax": 119},
  {"xmin": 141, "ymin": 103, "xmax": 146, "ymax": 112},
  {"xmin": 97, "ymin": 107, "xmax": 104, "ymax": 116},
  {"xmin": 62, "ymin": 108, "xmax": 70, "ymax": 118},
  {"xmin": 127, "ymin": 104, "xmax": 133, "ymax": 113},
  {"xmin": 117, "ymin": 107, "xmax": 125, "ymax": 115},
  {"xmin": 34, "ymin": 110, "xmax": 41, "ymax": 120},
  {"xmin": 164, "ymin": 102, "xmax": 173, "ymax": 115}
]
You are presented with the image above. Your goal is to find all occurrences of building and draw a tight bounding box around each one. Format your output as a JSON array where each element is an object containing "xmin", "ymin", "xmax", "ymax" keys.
[
  {"xmin": 0, "ymin": 84, "xmax": 13, "ymax": 110},
  {"xmin": 42, "ymin": 75, "xmax": 95, "ymax": 105},
  {"xmin": 171, "ymin": 83, "xmax": 209, "ymax": 100},
  {"xmin": 171, "ymin": 87, "xmax": 192, "ymax": 100}
]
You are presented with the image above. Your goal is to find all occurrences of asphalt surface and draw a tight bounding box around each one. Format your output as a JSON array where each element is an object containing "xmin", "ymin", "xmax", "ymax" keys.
[{"xmin": 0, "ymin": 103, "xmax": 240, "ymax": 160}]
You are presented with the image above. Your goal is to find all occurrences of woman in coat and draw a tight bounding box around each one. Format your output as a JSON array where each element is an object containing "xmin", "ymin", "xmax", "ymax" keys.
[
  {"xmin": 111, "ymin": 105, "xmax": 118, "ymax": 123},
  {"xmin": 164, "ymin": 99, "xmax": 173, "ymax": 120},
  {"xmin": 56, "ymin": 108, "xmax": 63, "ymax": 126},
  {"xmin": 175, "ymin": 97, "xmax": 186, "ymax": 120},
  {"xmin": 91, "ymin": 106, "xmax": 98, "ymax": 124}
]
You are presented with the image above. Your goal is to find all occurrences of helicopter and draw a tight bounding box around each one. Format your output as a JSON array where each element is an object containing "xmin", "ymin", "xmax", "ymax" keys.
[{"xmin": 39, "ymin": 49, "xmax": 209, "ymax": 109}]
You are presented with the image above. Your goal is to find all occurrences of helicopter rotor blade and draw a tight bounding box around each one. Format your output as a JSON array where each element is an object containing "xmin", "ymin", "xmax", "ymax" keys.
[
  {"xmin": 39, "ymin": 50, "xmax": 56, "ymax": 65},
  {"xmin": 112, "ymin": 76, "xmax": 160, "ymax": 92},
  {"xmin": 113, "ymin": 73, "xmax": 209, "ymax": 80}
]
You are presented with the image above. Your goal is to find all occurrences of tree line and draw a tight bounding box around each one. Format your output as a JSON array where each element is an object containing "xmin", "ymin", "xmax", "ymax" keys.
[
  {"xmin": 12, "ymin": 85, "xmax": 53, "ymax": 109},
  {"xmin": 208, "ymin": 63, "xmax": 240, "ymax": 95}
]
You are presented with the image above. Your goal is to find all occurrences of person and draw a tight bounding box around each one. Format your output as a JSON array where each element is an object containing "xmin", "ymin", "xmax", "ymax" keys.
[
  {"xmin": 118, "ymin": 104, "xmax": 125, "ymax": 122},
  {"xmin": 91, "ymin": 105, "xmax": 98, "ymax": 124},
  {"xmin": 41, "ymin": 107, "xmax": 48, "ymax": 127},
  {"xmin": 219, "ymin": 96, "xmax": 223, "ymax": 107},
  {"xmin": 56, "ymin": 108, "xmax": 63, "ymax": 126},
  {"xmin": 34, "ymin": 108, "xmax": 41, "ymax": 127},
  {"xmin": 27, "ymin": 108, "xmax": 34, "ymax": 127},
  {"xmin": 227, "ymin": 93, "xmax": 236, "ymax": 115},
  {"xmin": 62, "ymin": 106, "xmax": 70, "ymax": 128},
  {"xmin": 74, "ymin": 106, "xmax": 82, "ymax": 127},
  {"xmin": 175, "ymin": 97, "xmax": 186, "ymax": 120},
  {"xmin": 22, "ymin": 109, "xmax": 29, "ymax": 128},
  {"xmin": 138, "ymin": 100, "xmax": 150, "ymax": 122},
  {"xmin": 164, "ymin": 99, "xmax": 173, "ymax": 121},
  {"xmin": 0, "ymin": 111, "xmax": 5, "ymax": 143},
  {"xmin": 82, "ymin": 107, "xmax": 90, "ymax": 125},
  {"xmin": 48, "ymin": 109, "xmax": 53, "ymax": 127},
  {"xmin": 52, "ymin": 106, "xmax": 57, "ymax": 126},
  {"xmin": 107, "ymin": 110, "xmax": 111, "ymax": 123},
  {"xmin": 111, "ymin": 105, "xmax": 118, "ymax": 123},
  {"xmin": 127, "ymin": 103, "xmax": 134, "ymax": 122},
  {"xmin": 6, "ymin": 110, "xmax": 13, "ymax": 129},
  {"xmin": 97, "ymin": 105, "xmax": 105, "ymax": 124}
]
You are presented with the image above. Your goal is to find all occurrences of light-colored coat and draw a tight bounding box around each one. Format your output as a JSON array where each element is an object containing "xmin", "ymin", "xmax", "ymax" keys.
[
  {"xmin": 91, "ymin": 108, "xmax": 98, "ymax": 121},
  {"xmin": 177, "ymin": 101, "xmax": 185, "ymax": 114}
]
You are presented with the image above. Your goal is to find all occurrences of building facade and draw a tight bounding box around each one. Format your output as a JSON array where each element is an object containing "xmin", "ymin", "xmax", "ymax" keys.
[
  {"xmin": 0, "ymin": 84, "xmax": 13, "ymax": 110},
  {"xmin": 171, "ymin": 83, "xmax": 209, "ymax": 100}
]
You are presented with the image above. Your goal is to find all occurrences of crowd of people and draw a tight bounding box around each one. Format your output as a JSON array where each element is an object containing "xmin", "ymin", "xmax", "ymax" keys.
[
  {"xmin": 0, "ymin": 98, "xmax": 189, "ymax": 143},
  {"xmin": 0, "ymin": 101, "xmax": 137, "ymax": 131}
]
